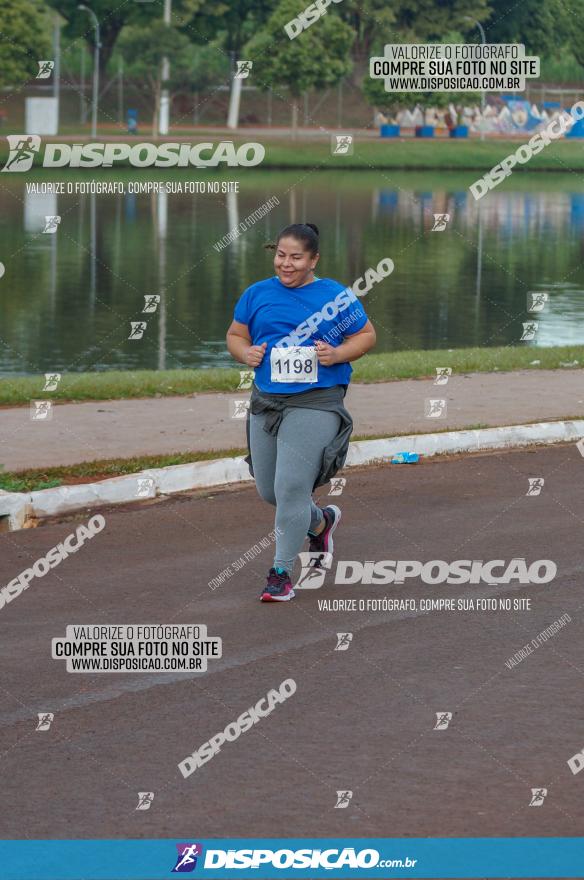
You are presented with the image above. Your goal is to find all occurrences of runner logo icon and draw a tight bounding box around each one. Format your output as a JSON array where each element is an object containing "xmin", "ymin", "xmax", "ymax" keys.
[
  {"xmin": 431, "ymin": 213, "xmax": 450, "ymax": 231},
  {"xmin": 135, "ymin": 792, "xmax": 154, "ymax": 811},
  {"xmin": 231, "ymin": 399, "xmax": 250, "ymax": 419},
  {"xmin": 235, "ymin": 60, "xmax": 253, "ymax": 78},
  {"xmin": 237, "ymin": 370, "xmax": 254, "ymax": 390},
  {"xmin": 35, "ymin": 712, "xmax": 54, "ymax": 731},
  {"xmin": 172, "ymin": 843, "xmax": 203, "ymax": 872},
  {"xmin": 143, "ymin": 294, "xmax": 160, "ymax": 313},
  {"xmin": 425, "ymin": 398, "xmax": 447, "ymax": 418},
  {"xmin": 294, "ymin": 552, "xmax": 332, "ymax": 590},
  {"xmin": 333, "ymin": 135, "xmax": 353, "ymax": 155},
  {"xmin": 43, "ymin": 373, "xmax": 61, "ymax": 391},
  {"xmin": 36, "ymin": 60, "xmax": 55, "ymax": 79},
  {"xmin": 528, "ymin": 292, "xmax": 548, "ymax": 312},
  {"xmin": 128, "ymin": 321, "xmax": 147, "ymax": 340},
  {"xmin": 42, "ymin": 215, "xmax": 61, "ymax": 234},
  {"xmin": 434, "ymin": 712, "xmax": 452, "ymax": 730},
  {"xmin": 521, "ymin": 321, "xmax": 538, "ymax": 341},
  {"xmin": 136, "ymin": 477, "xmax": 155, "ymax": 498},
  {"xmin": 334, "ymin": 790, "xmax": 353, "ymax": 808},
  {"xmin": 526, "ymin": 477, "xmax": 544, "ymax": 496},
  {"xmin": 2, "ymin": 135, "xmax": 41, "ymax": 172},
  {"xmin": 31, "ymin": 400, "xmax": 52, "ymax": 421},
  {"xmin": 328, "ymin": 477, "xmax": 346, "ymax": 496},
  {"xmin": 434, "ymin": 367, "xmax": 452, "ymax": 385},
  {"xmin": 529, "ymin": 788, "xmax": 547, "ymax": 807}
]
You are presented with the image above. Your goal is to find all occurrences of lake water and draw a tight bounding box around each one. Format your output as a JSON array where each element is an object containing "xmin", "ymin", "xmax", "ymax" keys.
[{"xmin": 1, "ymin": 170, "xmax": 583, "ymax": 375}]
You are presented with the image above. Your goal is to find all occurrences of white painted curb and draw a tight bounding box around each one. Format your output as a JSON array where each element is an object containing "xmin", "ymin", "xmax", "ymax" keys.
[
  {"xmin": 0, "ymin": 490, "xmax": 31, "ymax": 531},
  {"xmin": 345, "ymin": 419, "xmax": 584, "ymax": 466},
  {"xmin": 2, "ymin": 420, "xmax": 583, "ymax": 531}
]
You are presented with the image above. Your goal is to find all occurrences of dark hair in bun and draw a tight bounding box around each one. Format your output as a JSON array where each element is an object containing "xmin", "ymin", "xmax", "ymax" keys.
[{"xmin": 265, "ymin": 222, "xmax": 320, "ymax": 256}]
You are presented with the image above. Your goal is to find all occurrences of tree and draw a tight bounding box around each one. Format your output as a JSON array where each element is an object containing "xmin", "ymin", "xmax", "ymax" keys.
[
  {"xmin": 180, "ymin": 0, "xmax": 279, "ymax": 54},
  {"xmin": 339, "ymin": 0, "xmax": 398, "ymax": 65},
  {"xmin": 45, "ymin": 0, "xmax": 205, "ymax": 80},
  {"xmin": 176, "ymin": 0, "xmax": 278, "ymax": 130},
  {"xmin": 117, "ymin": 22, "xmax": 205, "ymax": 135},
  {"xmin": 0, "ymin": 0, "xmax": 51, "ymax": 89},
  {"xmin": 245, "ymin": 0, "xmax": 354, "ymax": 133},
  {"xmin": 389, "ymin": 0, "xmax": 489, "ymax": 42},
  {"xmin": 527, "ymin": 0, "xmax": 584, "ymax": 73},
  {"xmin": 187, "ymin": 43, "xmax": 231, "ymax": 90},
  {"xmin": 486, "ymin": 0, "xmax": 570, "ymax": 57}
]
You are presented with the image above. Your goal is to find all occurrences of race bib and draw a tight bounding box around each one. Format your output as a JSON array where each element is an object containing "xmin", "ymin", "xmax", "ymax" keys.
[{"xmin": 270, "ymin": 346, "xmax": 318, "ymax": 383}]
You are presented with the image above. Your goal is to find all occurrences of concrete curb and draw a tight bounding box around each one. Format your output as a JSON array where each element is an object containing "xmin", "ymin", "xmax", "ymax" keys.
[
  {"xmin": 345, "ymin": 419, "xmax": 584, "ymax": 465},
  {"xmin": 2, "ymin": 419, "xmax": 583, "ymax": 531},
  {"xmin": 0, "ymin": 491, "xmax": 32, "ymax": 531}
]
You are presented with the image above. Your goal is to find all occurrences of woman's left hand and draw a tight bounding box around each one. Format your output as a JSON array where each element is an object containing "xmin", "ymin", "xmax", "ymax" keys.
[{"xmin": 315, "ymin": 340, "xmax": 339, "ymax": 366}]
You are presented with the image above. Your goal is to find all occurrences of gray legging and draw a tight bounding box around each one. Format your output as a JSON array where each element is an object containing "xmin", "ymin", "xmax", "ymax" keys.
[{"xmin": 249, "ymin": 406, "xmax": 342, "ymax": 574}]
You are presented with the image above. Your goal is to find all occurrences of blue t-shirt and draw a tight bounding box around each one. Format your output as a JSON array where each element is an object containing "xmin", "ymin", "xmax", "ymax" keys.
[{"xmin": 233, "ymin": 276, "xmax": 368, "ymax": 394}]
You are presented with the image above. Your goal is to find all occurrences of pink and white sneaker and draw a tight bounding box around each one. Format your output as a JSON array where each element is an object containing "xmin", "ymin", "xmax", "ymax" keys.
[
  {"xmin": 260, "ymin": 567, "xmax": 295, "ymax": 602},
  {"xmin": 308, "ymin": 505, "xmax": 342, "ymax": 567}
]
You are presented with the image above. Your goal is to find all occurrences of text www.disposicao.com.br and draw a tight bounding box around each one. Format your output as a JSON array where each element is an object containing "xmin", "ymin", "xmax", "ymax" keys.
[{"xmin": 69, "ymin": 657, "xmax": 200, "ymax": 671}]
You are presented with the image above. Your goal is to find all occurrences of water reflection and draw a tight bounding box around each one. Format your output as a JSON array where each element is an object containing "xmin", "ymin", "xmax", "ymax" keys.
[
  {"xmin": 1, "ymin": 173, "xmax": 583, "ymax": 376},
  {"xmin": 156, "ymin": 188, "xmax": 168, "ymax": 371}
]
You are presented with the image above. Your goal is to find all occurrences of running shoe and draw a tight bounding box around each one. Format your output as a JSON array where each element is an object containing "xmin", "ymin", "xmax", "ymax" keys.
[
  {"xmin": 308, "ymin": 505, "xmax": 342, "ymax": 567},
  {"xmin": 260, "ymin": 567, "xmax": 295, "ymax": 602}
]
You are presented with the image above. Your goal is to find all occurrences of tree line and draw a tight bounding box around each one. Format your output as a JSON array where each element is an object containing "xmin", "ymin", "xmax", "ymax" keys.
[{"xmin": 1, "ymin": 0, "xmax": 582, "ymax": 129}]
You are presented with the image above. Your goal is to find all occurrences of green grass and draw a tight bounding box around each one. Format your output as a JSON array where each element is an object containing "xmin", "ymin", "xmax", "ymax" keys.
[
  {"xmin": 0, "ymin": 448, "xmax": 247, "ymax": 493},
  {"xmin": 261, "ymin": 138, "xmax": 584, "ymax": 172},
  {"xmin": 1, "ymin": 367, "xmax": 240, "ymax": 404},
  {"xmin": 352, "ymin": 345, "xmax": 584, "ymax": 382},
  {"xmin": 4, "ymin": 135, "xmax": 584, "ymax": 172},
  {"xmin": 1, "ymin": 345, "xmax": 582, "ymax": 406}
]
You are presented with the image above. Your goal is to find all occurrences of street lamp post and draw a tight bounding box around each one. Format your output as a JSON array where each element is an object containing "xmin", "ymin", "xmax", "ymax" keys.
[
  {"xmin": 159, "ymin": 0, "xmax": 172, "ymax": 135},
  {"xmin": 77, "ymin": 5, "xmax": 100, "ymax": 138},
  {"xmin": 463, "ymin": 17, "xmax": 486, "ymax": 141}
]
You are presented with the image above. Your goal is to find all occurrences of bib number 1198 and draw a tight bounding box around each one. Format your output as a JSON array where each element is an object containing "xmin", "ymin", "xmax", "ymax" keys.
[{"xmin": 270, "ymin": 346, "xmax": 318, "ymax": 383}]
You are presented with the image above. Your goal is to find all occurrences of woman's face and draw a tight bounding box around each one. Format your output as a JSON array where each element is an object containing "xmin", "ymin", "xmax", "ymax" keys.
[{"xmin": 274, "ymin": 236, "xmax": 319, "ymax": 288}]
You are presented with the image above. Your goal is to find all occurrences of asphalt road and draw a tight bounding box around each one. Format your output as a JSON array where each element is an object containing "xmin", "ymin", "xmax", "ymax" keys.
[{"xmin": 0, "ymin": 444, "xmax": 583, "ymax": 848}]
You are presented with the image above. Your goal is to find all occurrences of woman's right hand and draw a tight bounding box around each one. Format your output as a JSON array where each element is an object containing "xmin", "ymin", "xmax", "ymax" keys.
[{"xmin": 245, "ymin": 341, "xmax": 268, "ymax": 368}]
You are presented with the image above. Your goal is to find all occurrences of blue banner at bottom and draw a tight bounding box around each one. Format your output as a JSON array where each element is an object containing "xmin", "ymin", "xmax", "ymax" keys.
[{"xmin": 1, "ymin": 838, "xmax": 583, "ymax": 879}]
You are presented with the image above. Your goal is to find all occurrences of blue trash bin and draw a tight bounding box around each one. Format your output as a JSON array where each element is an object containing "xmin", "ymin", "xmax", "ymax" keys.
[
  {"xmin": 127, "ymin": 109, "xmax": 138, "ymax": 134},
  {"xmin": 378, "ymin": 190, "xmax": 399, "ymax": 213},
  {"xmin": 450, "ymin": 125, "xmax": 469, "ymax": 138},
  {"xmin": 570, "ymin": 194, "xmax": 584, "ymax": 227},
  {"xmin": 567, "ymin": 118, "xmax": 584, "ymax": 138},
  {"xmin": 415, "ymin": 125, "xmax": 435, "ymax": 138},
  {"xmin": 380, "ymin": 124, "xmax": 400, "ymax": 138}
]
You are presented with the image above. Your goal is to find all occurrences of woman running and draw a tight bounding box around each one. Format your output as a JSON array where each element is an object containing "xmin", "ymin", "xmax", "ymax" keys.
[{"xmin": 226, "ymin": 223, "xmax": 376, "ymax": 602}]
